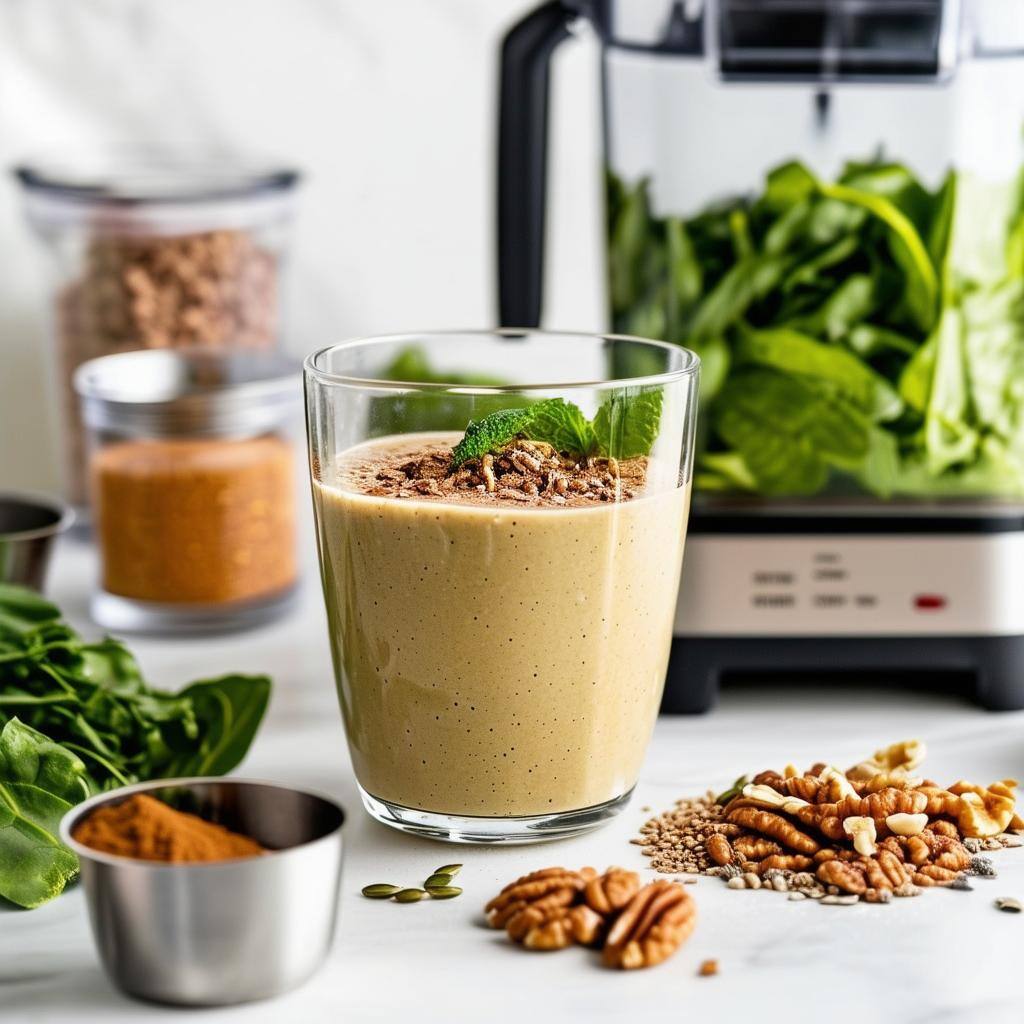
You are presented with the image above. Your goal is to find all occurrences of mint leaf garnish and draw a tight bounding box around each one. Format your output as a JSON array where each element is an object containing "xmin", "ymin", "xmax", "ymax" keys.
[
  {"xmin": 592, "ymin": 389, "xmax": 663, "ymax": 459},
  {"xmin": 450, "ymin": 390, "xmax": 664, "ymax": 470},
  {"xmin": 524, "ymin": 399, "xmax": 597, "ymax": 458},
  {"xmin": 450, "ymin": 406, "xmax": 538, "ymax": 470}
]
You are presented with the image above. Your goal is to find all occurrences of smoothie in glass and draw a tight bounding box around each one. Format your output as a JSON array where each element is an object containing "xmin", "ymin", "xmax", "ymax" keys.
[{"xmin": 312, "ymin": 434, "xmax": 689, "ymax": 819}]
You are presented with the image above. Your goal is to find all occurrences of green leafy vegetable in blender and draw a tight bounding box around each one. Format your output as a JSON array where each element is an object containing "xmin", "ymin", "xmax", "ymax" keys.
[
  {"xmin": 450, "ymin": 391, "xmax": 663, "ymax": 470},
  {"xmin": 0, "ymin": 583, "xmax": 271, "ymax": 908},
  {"xmin": 607, "ymin": 159, "xmax": 1024, "ymax": 497},
  {"xmin": 370, "ymin": 345, "xmax": 523, "ymax": 437}
]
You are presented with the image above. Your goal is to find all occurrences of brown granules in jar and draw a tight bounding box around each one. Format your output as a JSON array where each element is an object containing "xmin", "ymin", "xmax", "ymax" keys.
[
  {"xmin": 92, "ymin": 435, "xmax": 297, "ymax": 605},
  {"xmin": 73, "ymin": 794, "xmax": 265, "ymax": 863},
  {"xmin": 340, "ymin": 439, "xmax": 648, "ymax": 508},
  {"xmin": 58, "ymin": 230, "xmax": 278, "ymax": 504}
]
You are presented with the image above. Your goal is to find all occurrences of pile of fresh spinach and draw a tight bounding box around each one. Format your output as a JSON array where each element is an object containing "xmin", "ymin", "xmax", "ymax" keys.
[
  {"xmin": 608, "ymin": 159, "xmax": 1024, "ymax": 497},
  {"xmin": 0, "ymin": 584, "xmax": 271, "ymax": 908}
]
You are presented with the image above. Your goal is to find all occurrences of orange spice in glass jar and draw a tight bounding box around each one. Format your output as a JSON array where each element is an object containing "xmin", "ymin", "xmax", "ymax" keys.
[{"xmin": 75, "ymin": 350, "xmax": 299, "ymax": 633}]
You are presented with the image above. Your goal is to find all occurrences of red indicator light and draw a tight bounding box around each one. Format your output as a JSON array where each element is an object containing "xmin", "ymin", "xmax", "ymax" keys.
[{"xmin": 914, "ymin": 594, "xmax": 946, "ymax": 611}]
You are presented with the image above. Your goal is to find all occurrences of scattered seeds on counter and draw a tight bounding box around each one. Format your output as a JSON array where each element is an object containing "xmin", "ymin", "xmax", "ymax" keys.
[
  {"xmin": 698, "ymin": 959, "xmax": 719, "ymax": 977},
  {"xmin": 633, "ymin": 792, "xmax": 724, "ymax": 875},
  {"xmin": 394, "ymin": 889, "xmax": 428, "ymax": 904},
  {"xmin": 788, "ymin": 892, "xmax": 807, "ymax": 902},
  {"xmin": 949, "ymin": 876, "xmax": 973, "ymax": 892},
  {"xmin": 362, "ymin": 884, "xmax": 403, "ymax": 899},
  {"xmin": 970, "ymin": 856, "xmax": 997, "ymax": 878},
  {"xmin": 726, "ymin": 876, "xmax": 746, "ymax": 890},
  {"xmin": 364, "ymin": 866, "xmax": 466, "ymax": 903},
  {"xmin": 994, "ymin": 897, "xmax": 1021, "ymax": 913},
  {"xmin": 427, "ymin": 886, "xmax": 463, "ymax": 900}
]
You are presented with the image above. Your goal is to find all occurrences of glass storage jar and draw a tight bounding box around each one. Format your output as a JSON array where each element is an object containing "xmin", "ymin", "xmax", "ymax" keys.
[
  {"xmin": 16, "ymin": 158, "xmax": 300, "ymax": 510},
  {"xmin": 75, "ymin": 349, "xmax": 300, "ymax": 634}
]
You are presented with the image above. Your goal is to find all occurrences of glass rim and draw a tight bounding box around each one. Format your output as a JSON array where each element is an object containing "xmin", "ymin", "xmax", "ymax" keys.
[{"xmin": 303, "ymin": 328, "xmax": 700, "ymax": 393}]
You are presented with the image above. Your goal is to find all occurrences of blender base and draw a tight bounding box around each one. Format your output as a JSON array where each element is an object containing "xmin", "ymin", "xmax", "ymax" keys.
[{"xmin": 662, "ymin": 634, "xmax": 1024, "ymax": 714}]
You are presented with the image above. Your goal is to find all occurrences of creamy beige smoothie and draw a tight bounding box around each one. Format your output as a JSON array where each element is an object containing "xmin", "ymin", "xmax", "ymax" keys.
[{"xmin": 312, "ymin": 434, "xmax": 689, "ymax": 818}]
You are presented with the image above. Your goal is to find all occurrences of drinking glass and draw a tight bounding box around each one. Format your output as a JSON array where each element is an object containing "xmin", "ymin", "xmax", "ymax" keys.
[{"xmin": 305, "ymin": 330, "xmax": 699, "ymax": 843}]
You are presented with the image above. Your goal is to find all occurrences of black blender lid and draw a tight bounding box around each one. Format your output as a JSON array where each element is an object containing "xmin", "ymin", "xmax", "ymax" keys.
[{"xmin": 587, "ymin": 0, "xmax": 962, "ymax": 79}]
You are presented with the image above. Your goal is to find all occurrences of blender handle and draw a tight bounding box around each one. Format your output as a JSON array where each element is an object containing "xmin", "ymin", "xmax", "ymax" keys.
[{"xmin": 498, "ymin": 1, "xmax": 578, "ymax": 328}]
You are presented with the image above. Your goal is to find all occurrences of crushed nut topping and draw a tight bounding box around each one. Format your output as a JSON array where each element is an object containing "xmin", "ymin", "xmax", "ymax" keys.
[{"xmin": 340, "ymin": 439, "xmax": 648, "ymax": 508}]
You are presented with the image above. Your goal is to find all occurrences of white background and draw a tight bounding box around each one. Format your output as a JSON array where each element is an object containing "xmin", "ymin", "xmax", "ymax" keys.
[{"xmin": 0, "ymin": 0, "xmax": 604, "ymax": 491}]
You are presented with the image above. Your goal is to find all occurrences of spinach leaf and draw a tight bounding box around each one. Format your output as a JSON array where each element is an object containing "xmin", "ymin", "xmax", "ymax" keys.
[
  {"xmin": 0, "ymin": 718, "xmax": 90, "ymax": 803},
  {"xmin": 714, "ymin": 369, "xmax": 870, "ymax": 495},
  {"xmin": 737, "ymin": 327, "xmax": 903, "ymax": 422},
  {"xmin": 0, "ymin": 780, "xmax": 79, "ymax": 909},
  {"xmin": 167, "ymin": 676, "xmax": 273, "ymax": 778},
  {"xmin": 924, "ymin": 306, "xmax": 978, "ymax": 474},
  {"xmin": 818, "ymin": 181, "xmax": 939, "ymax": 332}
]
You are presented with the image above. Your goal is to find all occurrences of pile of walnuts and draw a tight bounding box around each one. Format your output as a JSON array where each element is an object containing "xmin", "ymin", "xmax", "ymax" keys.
[
  {"xmin": 703, "ymin": 740, "xmax": 1021, "ymax": 900},
  {"xmin": 485, "ymin": 867, "xmax": 696, "ymax": 969}
]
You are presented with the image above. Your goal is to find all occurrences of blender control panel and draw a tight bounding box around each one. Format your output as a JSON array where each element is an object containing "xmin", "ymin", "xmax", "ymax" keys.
[{"xmin": 674, "ymin": 534, "xmax": 1024, "ymax": 637}]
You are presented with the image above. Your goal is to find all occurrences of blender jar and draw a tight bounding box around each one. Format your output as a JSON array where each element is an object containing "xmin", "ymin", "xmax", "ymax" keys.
[
  {"xmin": 74, "ymin": 349, "xmax": 300, "ymax": 634},
  {"xmin": 499, "ymin": 0, "xmax": 1024, "ymax": 500},
  {"xmin": 16, "ymin": 160, "xmax": 300, "ymax": 509}
]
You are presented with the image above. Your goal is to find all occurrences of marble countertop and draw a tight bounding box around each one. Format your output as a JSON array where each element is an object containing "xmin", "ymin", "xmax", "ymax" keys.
[{"xmin": 4, "ymin": 538, "xmax": 1024, "ymax": 1024}]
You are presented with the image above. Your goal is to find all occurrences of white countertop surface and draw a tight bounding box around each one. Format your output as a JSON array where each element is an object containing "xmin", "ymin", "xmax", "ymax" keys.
[{"xmin": 5, "ymin": 537, "xmax": 1024, "ymax": 1024}]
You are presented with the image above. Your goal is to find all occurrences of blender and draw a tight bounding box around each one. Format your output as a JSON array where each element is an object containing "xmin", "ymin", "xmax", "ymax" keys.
[{"xmin": 498, "ymin": 0, "xmax": 1024, "ymax": 710}]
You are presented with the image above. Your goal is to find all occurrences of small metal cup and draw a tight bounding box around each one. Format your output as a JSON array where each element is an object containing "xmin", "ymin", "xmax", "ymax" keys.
[
  {"xmin": 0, "ymin": 491, "xmax": 73, "ymax": 591},
  {"xmin": 61, "ymin": 778, "xmax": 345, "ymax": 1007}
]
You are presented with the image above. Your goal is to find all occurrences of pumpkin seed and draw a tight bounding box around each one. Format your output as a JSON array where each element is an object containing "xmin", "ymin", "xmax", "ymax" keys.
[
  {"xmin": 424, "ymin": 873, "xmax": 453, "ymax": 890},
  {"xmin": 427, "ymin": 886, "xmax": 463, "ymax": 899},
  {"xmin": 435, "ymin": 863, "xmax": 463, "ymax": 877},
  {"xmin": 995, "ymin": 897, "xmax": 1022, "ymax": 913},
  {"xmin": 394, "ymin": 888, "xmax": 428, "ymax": 903},
  {"xmin": 362, "ymin": 883, "xmax": 402, "ymax": 899}
]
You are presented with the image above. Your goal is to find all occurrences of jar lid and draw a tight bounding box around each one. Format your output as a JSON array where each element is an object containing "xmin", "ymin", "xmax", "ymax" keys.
[
  {"xmin": 15, "ymin": 155, "xmax": 299, "ymax": 234},
  {"xmin": 74, "ymin": 350, "xmax": 300, "ymax": 439}
]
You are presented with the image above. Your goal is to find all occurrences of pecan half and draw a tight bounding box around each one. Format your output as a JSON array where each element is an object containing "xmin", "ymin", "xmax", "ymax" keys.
[
  {"xmin": 913, "ymin": 864, "xmax": 959, "ymax": 886},
  {"xmin": 861, "ymin": 850, "xmax": 912, "ymax": 890},
  {"xmin": 584, "ymin": 868, "xmax": 640, "ymax": 915},
  {"xmin": 732, "ymin": 836, "xmax": 783, "ymax": 861},
  {"xmin": 725, "ymin": 807, "xmax": 820, "ymax": 854},
  {"xmin": 522, "ymin": 904, "xmax": 606, "ymax": 950},
  {"xmin": 602, "ymin": 881, "xmax": 697, "ymax": 970},
  {"xmin": 817, "ymin": 859, "xmax": 867, "ymax": 895},
  {"xmin": 706, "ymin": 834, "xmax": 734, "ymax": 866},
  {"xmin": 485, "ymin": 867, "xmax": 593, "ymax": 931},
  {"xmin": 756, "ymin": 853, "xmax": 814, "ymax": 875}
]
